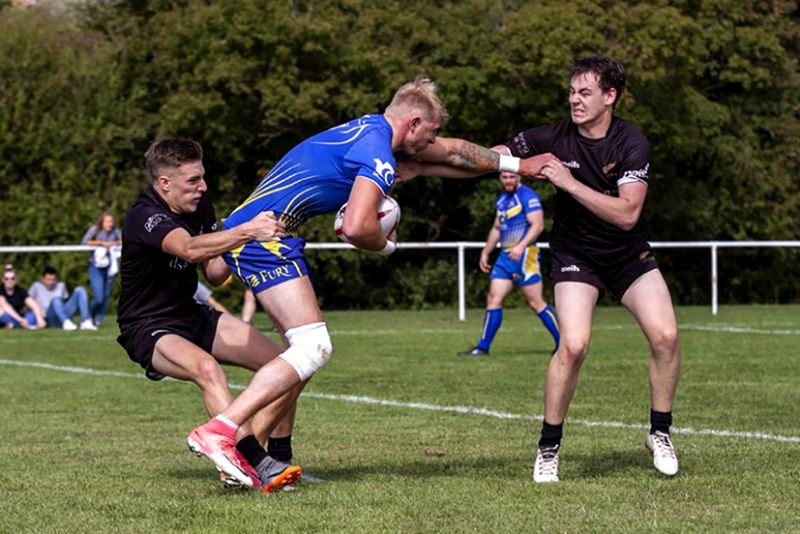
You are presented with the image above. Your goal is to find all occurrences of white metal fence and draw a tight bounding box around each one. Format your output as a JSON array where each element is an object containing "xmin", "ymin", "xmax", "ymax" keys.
[{"xmin": 2, "ymin": 241, "xmax": 799, "ymax": 319}]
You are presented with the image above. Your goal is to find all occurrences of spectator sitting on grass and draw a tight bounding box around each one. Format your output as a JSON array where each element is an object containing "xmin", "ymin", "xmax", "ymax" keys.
[{"xmin": 28, "ymin": 266, "xmax": 96, "ymax": 331}]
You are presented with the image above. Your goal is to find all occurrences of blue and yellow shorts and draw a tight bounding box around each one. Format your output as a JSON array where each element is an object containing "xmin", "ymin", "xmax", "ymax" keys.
[
  {"xmin": 223, "ymin": 236, "xmax": 310, "ymax": 294},
  {"xmin": 490, "ymin": 245, "xmax": 542, "ymax": 286}
]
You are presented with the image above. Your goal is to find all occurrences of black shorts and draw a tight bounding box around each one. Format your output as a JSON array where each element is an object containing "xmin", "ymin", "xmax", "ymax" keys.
[
  {"xmin": 550, "ymin": 241, "xmax": 659, "ymax": 301},
  {"xmin": 117, "ymin": 306, "xmax": 222, "ymax": 381}
]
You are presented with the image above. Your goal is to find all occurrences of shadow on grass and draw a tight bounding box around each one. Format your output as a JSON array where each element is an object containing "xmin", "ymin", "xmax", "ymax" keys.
[{"xmin": 568, "ymin": 447, "xmax": 652, "ymax": 479}]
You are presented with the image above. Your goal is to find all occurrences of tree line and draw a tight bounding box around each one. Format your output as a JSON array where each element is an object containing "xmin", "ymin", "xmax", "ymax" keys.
[{"xmin": 1, "ymin": 0, "xmax": 798, "ymax": 310}]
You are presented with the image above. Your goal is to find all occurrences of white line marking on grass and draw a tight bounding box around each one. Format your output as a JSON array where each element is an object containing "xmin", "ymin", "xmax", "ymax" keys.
[
  {"xmin": 2, "ymin": 358, "xmax": 799, "ymax": 444},
  {"xmin": 0, "ymin": 322, "xmax": 795, "ymax": 345},
  {"xmin": 680, "ymin": 325, "xmax": 800, "ymax": 335}
]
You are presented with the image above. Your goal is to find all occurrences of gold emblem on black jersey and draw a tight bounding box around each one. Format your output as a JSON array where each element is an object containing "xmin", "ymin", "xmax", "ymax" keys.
[{"xmin": 602, "ymin": 162, "xmax": 618, "ymax": 178}]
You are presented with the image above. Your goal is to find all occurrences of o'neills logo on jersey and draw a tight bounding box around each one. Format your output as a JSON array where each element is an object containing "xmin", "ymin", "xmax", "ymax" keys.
[
  {"xmin": 621, "ymin": 163, "xmax": 649, "ymax": 182},
  {"xmin": 145, "ymin": 213, "xmax": 168, "ymax": 232},
  {"xmin": 562, "ymin": 161, "xmax": 580, "ymax": 169},
  {"xmin": 560, "ymin": 265, "xmax": 581, "ymax": 273}
]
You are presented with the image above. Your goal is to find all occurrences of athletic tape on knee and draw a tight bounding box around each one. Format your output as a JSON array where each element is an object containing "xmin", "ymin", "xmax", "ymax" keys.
[{"xmin": 278, "ymin": 322, "xmax": 332, "ymax": 381}]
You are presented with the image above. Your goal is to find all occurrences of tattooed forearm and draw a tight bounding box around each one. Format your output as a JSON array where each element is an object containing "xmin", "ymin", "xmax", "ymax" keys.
[{"xmin": 454, "ymin": 141, "xmax": 500, "ymax": 171}]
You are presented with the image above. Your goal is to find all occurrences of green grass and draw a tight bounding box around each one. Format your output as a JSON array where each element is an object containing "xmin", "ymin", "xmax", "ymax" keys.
[{"xmin": 1, "ymin": 306, "xmax": 799, "ymax": 532}]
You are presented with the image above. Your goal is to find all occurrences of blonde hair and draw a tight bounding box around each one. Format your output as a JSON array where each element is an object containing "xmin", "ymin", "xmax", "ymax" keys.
[{"xmin": 385, "ymin": 76, "xmax": 449, "ymax": 126}]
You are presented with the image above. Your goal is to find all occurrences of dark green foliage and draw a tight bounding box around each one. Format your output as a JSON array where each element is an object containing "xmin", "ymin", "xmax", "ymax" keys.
[{"xmin": 1, "ymin": 0, "xmax": 798, "ymax": 308}]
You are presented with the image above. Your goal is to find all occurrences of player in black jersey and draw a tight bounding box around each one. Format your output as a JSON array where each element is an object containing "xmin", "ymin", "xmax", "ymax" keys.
[
  {"xmin": 512, "ymin": 56, "xmax": 680, "ymax": 482},
  {"xmin": 117, "ymin": 137, "xmax": 302, "ymax": 492},
  {"xmin": 399, "ymin": 56, "xmax": 681, "ymax": 482}
]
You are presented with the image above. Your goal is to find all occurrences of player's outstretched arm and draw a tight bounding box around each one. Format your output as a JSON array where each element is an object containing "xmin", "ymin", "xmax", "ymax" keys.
[
  {"xmin": 398, "ymin": 139, "xmax": 559, "ymax": 181},
  {"xmin": 415, "ymin": 138, "xmax": 501, "ymax": 176},
  {"xmin": 163, "ymin": 211, "xmax": 286, "ymax": 264}
]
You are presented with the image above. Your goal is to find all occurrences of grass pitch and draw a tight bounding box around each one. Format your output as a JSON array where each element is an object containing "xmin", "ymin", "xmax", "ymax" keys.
[{"xmin": 1, "ymin": 305, "xmax": 799, "ymax": 532}]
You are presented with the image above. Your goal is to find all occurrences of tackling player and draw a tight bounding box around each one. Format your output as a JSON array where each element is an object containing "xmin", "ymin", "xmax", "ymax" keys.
[
  {"xmin": 457, "ymin": 171, "xmax": 559, "ymax": 357},
  {"xmin": 117, "ymin": 137, "xmax": 302, "ymax": 492},
  {"xmin": 186, "ymin": 77, "xmax": 550, "ymax": 484}
]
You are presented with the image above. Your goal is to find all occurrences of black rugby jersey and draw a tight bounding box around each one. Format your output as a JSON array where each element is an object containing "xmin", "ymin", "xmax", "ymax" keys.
[
  {"xmin": 505, "ymin": 117, "xmax": 651, "ymax": 256},
  {"xmin": 117, "ymin": 187, "xmax": 216, "ymax": 327}
]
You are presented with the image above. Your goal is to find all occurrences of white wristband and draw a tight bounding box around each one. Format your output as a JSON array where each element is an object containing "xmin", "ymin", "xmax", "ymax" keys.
[
  {"xmin": 498, "ymin": 154, "xmax": 520, "ymax": 173},
  {"xmin": 378, "ymin": 240, "xmax": 397, "ymax": 256}
]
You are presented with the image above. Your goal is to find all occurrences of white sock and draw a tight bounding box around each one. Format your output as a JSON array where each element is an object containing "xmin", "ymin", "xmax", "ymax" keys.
[{"xmin": 214, "ymin": 414, "xmax": 239, "ymax": 431}]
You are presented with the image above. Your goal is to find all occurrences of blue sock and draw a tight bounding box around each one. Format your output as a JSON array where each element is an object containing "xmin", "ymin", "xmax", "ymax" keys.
[
  {"xmin": 477, "ymin": 308, "xmax": 502, "ymax": 352},
  {"xmin": 537, "ymin": 305, "xmax": 560, "ymax": 350}
]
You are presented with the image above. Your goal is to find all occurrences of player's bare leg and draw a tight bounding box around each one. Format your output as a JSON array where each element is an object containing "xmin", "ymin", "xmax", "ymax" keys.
[
  {"xmin": 151, "ymin": 335, "xmax": 266, "ymax": 488},
  {"xmin": 152, "ymin": 334, "xmax": 237, "ymax": 418},
  {"xmin": 544, "ymin": 282, "xmax": 598, "ymax": 424},
  {"xmin": 534, "ymin": 281, "xmax": 597, "ymax": 483},
  {"xmin": 189, "ymin": 278, "xmax": 326, "ymax": 491},
  {"xmin": 214, "ymin": 277, "xmax": 323, "ymax": 424},
  {"xmin": 621, "ymin": 269, "xmax": 681, "ymax": 476},
  {"xmin": 211, "ymin": 313, "xmax": 293, "ymax": 441},
  {"xmin": 520, "ymin": 281, "xmax": 547, "ymax": 313}
]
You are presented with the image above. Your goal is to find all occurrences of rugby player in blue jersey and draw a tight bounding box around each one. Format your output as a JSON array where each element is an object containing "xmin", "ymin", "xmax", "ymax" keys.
[
  {"xmin": 457, "ymin": 171, "xmax": 559, "ymax": 357},
  {"xmin": 186, "ymin": 77, "xmax": 549, "ymax": 486}
]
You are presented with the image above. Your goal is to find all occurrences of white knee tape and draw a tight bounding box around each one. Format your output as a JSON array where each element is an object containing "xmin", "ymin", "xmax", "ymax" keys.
[{"xmin": 278, "ymin": 322, "xmax": 332, "ymax": 381}]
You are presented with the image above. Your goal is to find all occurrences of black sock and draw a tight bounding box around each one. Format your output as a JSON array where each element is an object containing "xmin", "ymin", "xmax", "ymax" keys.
[
  {"xmin": 267, "ymin": 435, "xmax": 293, "ymax": 462},
  {"xmin": 538, "ymin": 421, "xmax": 563, "ymax": 448},
  {"xmin": 650, "ymin": 409, "xmax": 672, "ymax": 434},
  {"xmin": 235, "ymin": 435, "xmax": 267, "ymax": 468}
]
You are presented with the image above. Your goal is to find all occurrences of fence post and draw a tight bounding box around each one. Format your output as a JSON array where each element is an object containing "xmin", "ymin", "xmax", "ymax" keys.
[
  {"xmin": 711, "ymin": 244, "xmax": 718, "ymax": 316},
  {"xmin": 458, "ymin": 243, "xmax": 466, "ymax": 321}
]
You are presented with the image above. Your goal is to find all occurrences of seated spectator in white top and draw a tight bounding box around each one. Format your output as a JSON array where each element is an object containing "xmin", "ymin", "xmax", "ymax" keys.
[{"xmin": 28, "ymin": 266, "xmax": 96, "ymax": 331}]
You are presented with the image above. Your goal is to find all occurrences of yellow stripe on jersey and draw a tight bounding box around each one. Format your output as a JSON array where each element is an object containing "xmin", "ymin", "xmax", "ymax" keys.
[
  {"xmin": 229, "ymin": 244, "xmax": 247, "ymax": 279},
  {"xmin": 230, "ymin": 173, "xmax": 319, "ymax": 216},
  {"xmin": 251, "ymin": 160, "xmax": 300, "ymax": 195},
  {"xmin": 503, "ymin": 203, "xmax": 522, "ymax": 219},
  {"xmin": 260, "ymin": 241, "xmax": 302, "ymax": 276},
  {"xmin": 523, "ymin": 245, "xmax": 540, "ymax": 276},
  {"xmin": 281, "ymin": 186, "xmax": 324, "ymax": 232}
]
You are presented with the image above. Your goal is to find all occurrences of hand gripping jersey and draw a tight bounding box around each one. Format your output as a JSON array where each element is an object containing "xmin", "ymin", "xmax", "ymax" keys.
[
  {"xmin": 496, "ymin": 184, "xmax": 543, "ymax": 251},
  {"xmin": 504, "ymin": 117, "xmax": 651, "ymax": 256},
  {"xmin": 222, "ymin": 114, "xmax": 397, "ymax": 292}
]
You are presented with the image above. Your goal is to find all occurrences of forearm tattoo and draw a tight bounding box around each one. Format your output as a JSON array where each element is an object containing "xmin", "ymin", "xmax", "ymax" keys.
[{"xmin": 455, "ymin": 141, "xmax": 500, "ymax": 170}]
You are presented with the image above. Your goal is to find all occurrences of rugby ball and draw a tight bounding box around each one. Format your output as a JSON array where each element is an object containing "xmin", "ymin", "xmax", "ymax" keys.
[{"xmin": 334, "ymin": 195, "xmax": 401, "ymax": 243}]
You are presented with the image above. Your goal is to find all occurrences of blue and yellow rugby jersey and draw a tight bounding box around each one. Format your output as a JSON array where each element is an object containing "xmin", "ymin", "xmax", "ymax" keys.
[
  {"xmin": 497, "ymin": 184, "xmax": 543, "ymax": 250},
  {"xmin": 222, "ymin": 114, "xmax": 397, "ymax": 293},
  {"xmin": 224, "ymin": 114, "xmax": 396, "ymax": 235}
]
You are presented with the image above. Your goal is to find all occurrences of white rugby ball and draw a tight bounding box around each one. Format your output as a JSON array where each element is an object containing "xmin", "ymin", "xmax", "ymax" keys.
[{"xmin": 334, "ymin": 195, "xmax": 401, "ymax": 243}]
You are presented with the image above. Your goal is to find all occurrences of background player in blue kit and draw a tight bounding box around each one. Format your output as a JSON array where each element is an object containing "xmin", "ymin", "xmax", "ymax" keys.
[
  {"xmin": 187, "ymin": 77, "xmax": 550, "ymax": 483},
  {"xmin": 458, "ymin": 171, "xmax": 559, "ymax": 357}
]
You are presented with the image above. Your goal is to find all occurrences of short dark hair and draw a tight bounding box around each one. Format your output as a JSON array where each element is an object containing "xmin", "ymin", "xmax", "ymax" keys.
[
  {"xmin": 42, "ymin": 266, "xmax": 58, "ymax": 276},
  {"xmin": 569, "ymin": 55, "xmax": 626, "ymax": 107},
  {"xmin": 144, "ymin": 137, "xmax": 203, "ymax": 181}
]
